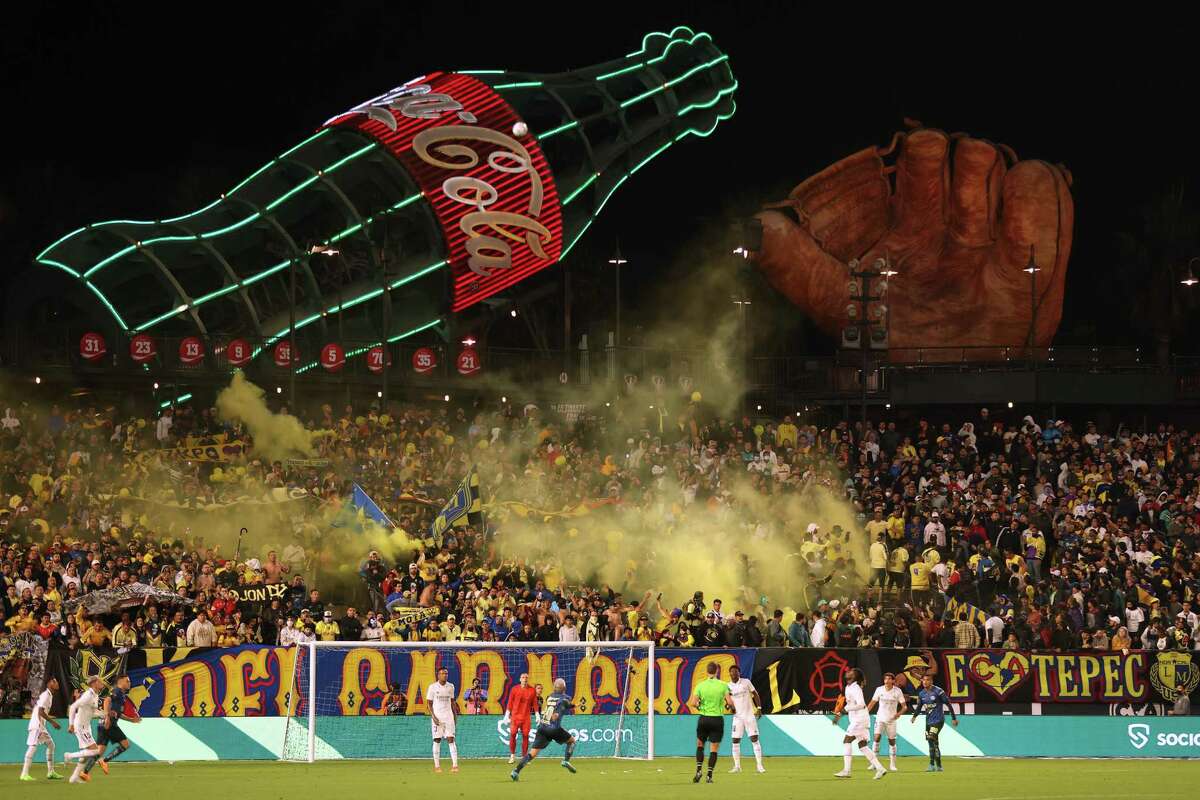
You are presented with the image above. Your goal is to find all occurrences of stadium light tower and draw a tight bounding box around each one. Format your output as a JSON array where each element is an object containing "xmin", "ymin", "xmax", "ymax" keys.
[{"xmin": 608, "ymin": 244, "xmax": 628, "ymax": 347}]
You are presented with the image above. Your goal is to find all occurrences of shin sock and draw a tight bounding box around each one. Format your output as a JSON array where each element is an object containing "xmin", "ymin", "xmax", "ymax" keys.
[
  {"xmin": 843, "ymin": 741, "xmax": 853, "ymax": 772},
  {"xmin": 21, "ymin": 745, "xmax": 35, "ymax": 777},
  {"xmin": 432, "ymin": 742, "xmax": 441, "ymax": 769},
  {"xmin": 731, "ymin": 741, "xmax": 741, "ymax": 768},
  {"xmin": 515, "ymin": 753, "xmax": 533, "ymax": 773},
  {"xmin": 448, "ymin": 741, "xmax": 458, "ymax": 767},
  {"xmin": 706, "ymin": 750, "xmax": 717, "ymax": 775},
  {"xmin": 751, "ymin": 739, "xmax": 763, "ymax": 767}
]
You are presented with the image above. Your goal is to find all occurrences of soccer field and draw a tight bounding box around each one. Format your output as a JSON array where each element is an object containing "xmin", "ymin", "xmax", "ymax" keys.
[{"xmin": 10, "ymin": 758, "xmax": 1195, "ymax": 798}]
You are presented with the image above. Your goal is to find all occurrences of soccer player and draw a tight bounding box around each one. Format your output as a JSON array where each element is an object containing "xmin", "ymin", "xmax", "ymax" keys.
[
  {"xmin": 687, "ymin": 661, "xmax": 730, "ymax": 784},
  {"xmin": 505, "ymin": 672, "xmax": 539, "ymax": 764},
  {"xmin": 910, "ymin": 672, "xmax": 958, "ymax": 772},
  {"xmin": 509, "ymin": 677, "xmax": 577, "ymax": 781},
  {"xmin": 96, "ymin": 674, "xmax": 140, "ymax": 775},
  {"xmin": 426, "ymin": 667, "xmax": 459, "ymax": 773},
  {"xmin": 64, "ymin": 677, "xmax": 105, "ymax": 784},
  {"xmin": 726, "ymin": 665, "xmax": 765, "ymax": 774},
  {"xmin": 831, "ymin": 668, "xmax": 887, "ymax": 780},
  {"xmin": 20, "ymin": 676, "xmax": 63, "ymax": 781},
  {"xmin": 867, "ymin": 672, "xmax": 907, "ymax": 771}
]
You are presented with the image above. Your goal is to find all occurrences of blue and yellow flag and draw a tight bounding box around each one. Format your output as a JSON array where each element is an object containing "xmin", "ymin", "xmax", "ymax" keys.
[
  {"xmin": 943, "ymin": 595, "xmax": 987, "ymax": 628},
  {"xmin": 430, "ymin": 466, "xmax": 484, "ymax": 545}
]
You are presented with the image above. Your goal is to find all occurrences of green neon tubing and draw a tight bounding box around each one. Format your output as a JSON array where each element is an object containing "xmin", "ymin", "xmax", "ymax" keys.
[
  {"xmin": 82, "ymin": 139, "xmax": 375, "ymax": 279},
  {"xmin": 84, "ymin": 282, "xmax": 129, "ymax": 329},
  {"xmin": 599, "ymin": 30, "xmax": 714, "ymax": 81},
  {"xmin": 562, "ymin": 173, "xmax": 600, "ymax": 206},
  {"xmin": 39, "ymin": 259, "xmax": 81, "ymax": 279},
  {"xmin": 36, "ymin": 130, "xmax": 332, "ymax": 261},
  {"xmin": 537, "ymin": 120, "xmax": 578, "ymax": 141},
  {"xmin": 493, "ymin": 81, "xmax": 543, "ymax": 89},
  {"xmin": 298, "ymin": 317, "xmax": 441, "ymax": 373}
]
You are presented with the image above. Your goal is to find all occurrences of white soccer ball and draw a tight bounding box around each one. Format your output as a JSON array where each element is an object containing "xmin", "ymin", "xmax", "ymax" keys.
[{"xmin": 512, "ymin": 121, "xmax": 529, "ymax": 138}]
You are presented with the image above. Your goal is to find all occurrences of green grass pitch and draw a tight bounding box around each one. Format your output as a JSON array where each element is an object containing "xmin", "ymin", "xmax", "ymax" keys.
[{"xmin": 10, "ymin": 758, "xmax": 1195, "ymax": 798}]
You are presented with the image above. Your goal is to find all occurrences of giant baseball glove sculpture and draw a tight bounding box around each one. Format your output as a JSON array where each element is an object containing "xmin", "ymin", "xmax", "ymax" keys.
[{"xmin": 754, "ymin": 123, "xmax": 1073, "ymax": 353}]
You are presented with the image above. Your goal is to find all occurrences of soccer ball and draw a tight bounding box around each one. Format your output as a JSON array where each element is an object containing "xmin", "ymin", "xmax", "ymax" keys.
[{"xmin": 512, "ymin": 121, "xmax": 529, "ymax": 138}]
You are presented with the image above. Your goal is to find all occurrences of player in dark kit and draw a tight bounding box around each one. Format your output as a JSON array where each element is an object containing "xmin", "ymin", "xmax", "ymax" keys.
[
  {"xmin": 509, "ymin": 677, "xmax": 577, "ymax": 781},
  {"xmin": 910, "ymin": 673, "xmax": 958, "ymax": 772},
  {"xmin": 96, "ymin": 674, "xmax": 140, "ymax": 775}
]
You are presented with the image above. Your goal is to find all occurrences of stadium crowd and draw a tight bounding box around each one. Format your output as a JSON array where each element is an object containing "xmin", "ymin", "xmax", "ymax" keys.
[{"xmin": 1, "ymin": 390, "xmax": 1199, "ymax": 692}]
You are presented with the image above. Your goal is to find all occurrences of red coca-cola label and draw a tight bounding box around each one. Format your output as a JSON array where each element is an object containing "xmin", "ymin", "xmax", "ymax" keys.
[
  {"xmin": 130, "ymin": 334, "xmax": 157, "ymax": 363},
  {"xmin": 226, "ymin": 338, "xmax": 251, "ymax": 367},
  {"xmin": 321, "ymin": 343, "xmax": 345, "ymax": 372},
  {"xmin": 367, "ymin": 345, "xmax": 390, "ymax": 374},
  {"xmin": 274, "ymin": 341, "xmax": 296, "ymax": 368},
  {"xmin": 456, "ymin": 348, "xmax": 481, "ymax": 376},
  {"xmin": 80, "ymin": 332, "xmax": 106, "ymax": 362},
  {"xmin": 179, "ymin": 336, "xmax": 205, "ymax": 366},
  {"xmin": 325, "ymin": 73, "xmax": 562, "ymax": 313},
  {"xmin": 412, "ymin": 347, "xmax": 437, "ymax": 374}
]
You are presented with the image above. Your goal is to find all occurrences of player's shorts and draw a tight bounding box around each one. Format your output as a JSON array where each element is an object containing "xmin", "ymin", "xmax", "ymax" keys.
[
  {"xmin": 874, "ymin": 718, "xmax": 898, "ymax": 739},
  {"xmin": 74, "ymin": 727, "xmax": 96, "ymax": 749},
  {"xmin": 27, "ymin": 727, "xmax": 52, "ymax": 747},
  {"xmin": 925, "ymin": 722, "xmax": 943, "ymax": 737},
  {"xmin": 732, "ymin": 713, "xmax": 759, "ymax": 738},
  {"xmin": 846, "ymin": 719, "xmax": 870, "ymax": 741},
  {"xmin": 431, "ymin": 716, "xmax": 457, "ymax": 739},
  {"xmin": 696, "ymin": 715, "xmax": 724, "ymax": 743},
  {"xmin": 531, "ymin": 724, "xmax": 572, "ymax": 751},
  {"xmin": 98, "ymin": 722, "xmax": 127, "ymax": 745},
  {"xmin": 511, "ymin": 716, "xmax": 532, "ymax": 735}
]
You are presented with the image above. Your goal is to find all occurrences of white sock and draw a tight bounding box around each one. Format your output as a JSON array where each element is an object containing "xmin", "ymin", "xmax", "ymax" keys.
[
  {"xmin": 843, "ymin": 741, "xmax": 853, "ymax": 771},
  {"xmin": 731, "ymin": 741, "xmax": 741, "ymax": 768},
  {"xmin": 432, "ymin": 742, "xmax": 441, "ymax": 769},
  {"xmin": 889, "ymin": 742, "xmax": 897, "ymax": 764},
  {"xmin": 70, "ymin": 761, "xmax": 84, "ymax": 781},
  {"xmin": 21, "ymin": 745, "xmax": 35, "ymax": 777},
  {"xmin": 46, "ymin": 742, "xmax": 55, "ymax": 773},
  {"xmin": 448, "ymin": 741, "xmax": 458, "ymax": 767},
  {"xmin": 861, "ymin": 744, "xmax": 883, "ymax": 770},
  {"xmin": 751, "ymin": 740, "xmax": 763, "ymax": 767}
]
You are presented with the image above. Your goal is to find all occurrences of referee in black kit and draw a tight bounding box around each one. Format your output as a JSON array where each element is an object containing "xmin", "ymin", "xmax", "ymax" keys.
[{"xmin": 687, "ymin": 661, "xmax": 732, "ymax": 783}]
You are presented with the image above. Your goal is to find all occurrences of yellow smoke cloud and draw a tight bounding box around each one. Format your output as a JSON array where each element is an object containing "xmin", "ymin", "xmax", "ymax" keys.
[{"xmin": 216, "ymin": 372, "xmax": 314, "ymax": 462}]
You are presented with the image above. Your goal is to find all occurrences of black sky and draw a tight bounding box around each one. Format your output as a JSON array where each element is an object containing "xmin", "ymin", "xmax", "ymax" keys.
[{"xmin": 2, "ymin": 2, "xmax": 1196, "ymax": 352}]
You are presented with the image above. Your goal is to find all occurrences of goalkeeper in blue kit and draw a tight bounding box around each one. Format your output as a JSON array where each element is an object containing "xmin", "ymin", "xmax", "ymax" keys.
[
  {"xmin": 510, "ymin": 678, "xmax": 577, "ymax": 781},
  {"xmin": 910, "ymin": 673, "xmax": 958, "ymax": 772}
]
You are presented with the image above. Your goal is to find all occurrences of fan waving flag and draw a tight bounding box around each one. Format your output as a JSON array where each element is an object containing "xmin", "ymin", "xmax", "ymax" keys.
[
  {"xmin": 350, "ymin": 483, "xmax": 394, "ymax": 529},
  {"xmin": 431, "ymin": 466, "xmax": 484, "ymax": 546}
]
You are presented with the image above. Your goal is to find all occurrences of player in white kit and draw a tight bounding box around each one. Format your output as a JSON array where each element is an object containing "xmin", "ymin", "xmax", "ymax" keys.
[
  {"xmin": 64, "ymin": 676, "xmax": 106, "ymax": 783},
  {"xmin": 426, "ymin": 667, "xmax": 459, "ymax": 773},
  {"xmin": 20, "ymin": 675, "xmax": 64, "ymax": 781},
  {"xmin": 831, "ymin": 668, "xmax": 887, "ymax": 780},
  {"xmin": 726, "ymin": 665, "xmax": 766, "ymax": 773},
  {"xmin": 867, "ymin": 672, "xmax": 908, "ymax": 771}
]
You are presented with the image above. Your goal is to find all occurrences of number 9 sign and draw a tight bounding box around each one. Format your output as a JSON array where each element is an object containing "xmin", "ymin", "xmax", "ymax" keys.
[
  {"xmin": 226, "ymin": 338, "xmax": 251, "ymax": 367},
  {"xmin": 179, "ymin": 336, "xmax": 205, "ymax": 366}
]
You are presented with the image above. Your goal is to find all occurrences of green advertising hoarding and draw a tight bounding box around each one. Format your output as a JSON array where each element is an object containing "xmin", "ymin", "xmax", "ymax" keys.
[{"xmin": 2, "ymin": 716, "xmax": 1197, "ymax": 763}]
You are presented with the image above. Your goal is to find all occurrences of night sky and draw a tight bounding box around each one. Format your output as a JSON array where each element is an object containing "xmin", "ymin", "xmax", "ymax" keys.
[{"xmin": 3, "ymin": 3, "xmax": 1196, "ymax": 354}]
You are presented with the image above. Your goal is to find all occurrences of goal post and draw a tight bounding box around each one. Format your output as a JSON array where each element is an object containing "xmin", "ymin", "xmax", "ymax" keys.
[{"xmin": 281, "ymin": 640, "xmax": 656, "ymax": 762}]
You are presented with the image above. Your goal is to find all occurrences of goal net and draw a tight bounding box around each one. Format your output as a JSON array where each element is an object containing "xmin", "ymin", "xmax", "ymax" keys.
[{"xmin": 281, "ymin": 641, "xmax": 655, "ymax": 761}]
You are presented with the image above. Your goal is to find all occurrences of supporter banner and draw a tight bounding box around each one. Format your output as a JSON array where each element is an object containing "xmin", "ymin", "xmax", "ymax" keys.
[
  {"xmin": 752, "ymin": 648, "xmax": 1200, "ymax": 712},
  {"xmin": 86, "ymin": 645, "xmax": 753, "ymax": 718},
  {"xmin": 101, "ymin": 486, "xmax": 313, "ymax": 511},
  {"xmin": 63, "ymin": 583, "xmax": 192, "ymax": 614},
  {"xmin": 227, "ymin": 582, "xmax": 290, "ymax": 603},
  {"xmin": 4, "ymin": 715, "xmax": 1200, "ymax": 763},
  {"xmin": 158, "ymin": 436, "xmax": 250, "ymax": 462},
  {"xmin": 0, "ymin": 632, "xmax": 47, "ymax": 699},
  {"xmin": 46, "ymin": 646, "xmax": 214, "ymax": 716},
  {"xmin": 286, "ymin": 458, "xmax": 331, "ymax": 468}
]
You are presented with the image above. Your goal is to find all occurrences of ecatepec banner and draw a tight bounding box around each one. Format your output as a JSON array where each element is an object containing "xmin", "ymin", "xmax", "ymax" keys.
[{"xmin": 751, "ymin": 648, "xmax": 1200, "ymax": 712}]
